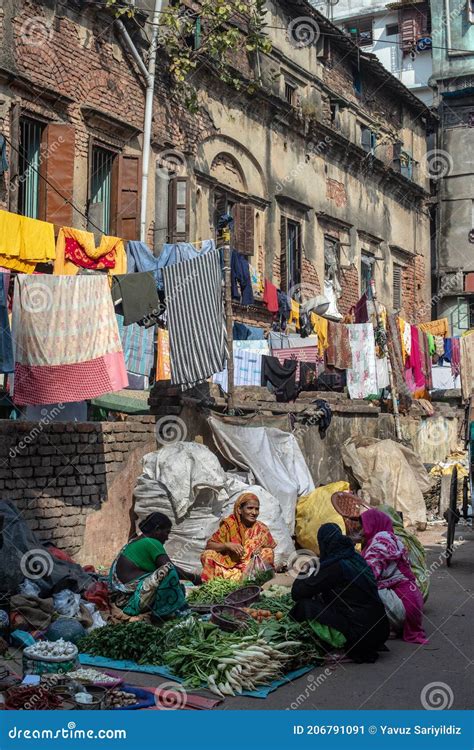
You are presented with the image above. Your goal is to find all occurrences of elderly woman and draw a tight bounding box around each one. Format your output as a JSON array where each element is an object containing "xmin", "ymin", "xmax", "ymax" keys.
[
  {"xmin": 201, "ymin": 493, "xmax": 276, "ymax": 582},
  {"xmin": 290, "ymin": 523, "xmax": 390, "ymax": 663},
  {"xmin": 109, "ymin": 512, "xmax": 200, "ymax": 620},
  {"xmin": 360, "ymin": 508, "xmax": 428, "ymax": 644}
]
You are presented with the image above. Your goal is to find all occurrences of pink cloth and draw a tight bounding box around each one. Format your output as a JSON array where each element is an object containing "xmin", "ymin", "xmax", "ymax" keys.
[
  {"xmin": 361, "ymin": 509, "xmax": 428, "ymax": 645},
  {"xmin": 451, "ymin": 337, "xmax": 461, "ymax": 378},
  {"xmin": 406, "ymin": 324, "xmax": 425, "ymax": 391},
  {"xmin": 273, "ymin": 347, "xmax": 318, "ymax": 380}
]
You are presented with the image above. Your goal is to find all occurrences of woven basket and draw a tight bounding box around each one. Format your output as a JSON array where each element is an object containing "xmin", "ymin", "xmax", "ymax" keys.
[{"xmin": 23, "ymin": 644, "xmax": 78, "ymax": 676}]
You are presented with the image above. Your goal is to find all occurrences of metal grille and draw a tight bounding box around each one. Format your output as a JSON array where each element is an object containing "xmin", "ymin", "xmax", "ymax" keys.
[
  {"xmin": 19, "ymin": 118, "xmax": 43, "ymax": 218},
  {"xmin": 91, "ymin": 146, "xmax": 114, "ymax": 234},
  {"xmin": 393, "ymin": 264, "xmax": 402, "ymax": 310}
]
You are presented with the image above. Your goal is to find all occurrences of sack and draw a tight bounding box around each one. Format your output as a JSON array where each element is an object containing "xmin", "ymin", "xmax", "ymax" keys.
[
  {"xmin": 295, "ymin": 481, "xmax": 348, "ymax": 554},
  {"xmin": 378, "ymin": 588, "xmax": 406, "ymax": 632},
  {"xmin": 243, "ymin": 554, "xmax": 274, "ymax": 584}
]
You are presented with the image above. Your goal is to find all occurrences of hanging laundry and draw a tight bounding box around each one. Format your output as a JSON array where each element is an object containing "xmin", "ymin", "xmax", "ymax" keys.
[
  {"xmin": 111, "ymin": 272, "xmax": 159, "ymax": 326},
  {"xmin": 326, "ymin": 321, "xmax": 353, "ymax": 370},
  {"xmin": 407, "ymin": 325, "xmax": 425, "ymax": 391},
  {"xmin": 233, "ymin": 322, "xmax": 265, "ymax": 340},
  {"xmin": 269, "ymin": 331, "xmax": 317, "ymax": 350},
  {"xmin": 353, "ymin": 292, "xmax": 369, "ymax": 324},
  {"xmin": 54, "ymin": 227, "xmax": 126, "ymax": 276},
  {"xmin": 418, "ymin": 330, "xmax": 433, "ymax": 391},
  {"xmin": 346, "ymin": 323, "xmax": 378, "ymax": 399},
  {"xmin": 398, "ymin": 317, "xmax": 411, "ymax": 362},
  {"xmin": 213, "ymin": 348, "xmax": 263, "ymax": 392},
  {"xmin": 434, "ymin": 335, "xmax": 444, "ymax": 358},
  {"xmin": 442, "ymin": 337, "xmax": 453, "ymax": 364},
  {"xmin": 299, "ymin": 361, "xmax": 318, "ymax": 391},
  {"xmin": 127, "ymin": 240, "xmax": 160, "ymax": 283},
  {"xmin": 156, "ymin": 240, "xmax": 216, "ymax": 290},
  {"xmin": 323, "ymin": 279, "xmax": 342, "ymax": 320},
  {"xmin": 163, "ymin": 249, "xmax": 226, "ymax": 389},
  {"xmin": 249, "ymin": 264, "xmax": 264, "ymax": 297},
  {"xmin": 12, "ymin": 275, "xmax": 128, "ymax": 405},
  {"xmin": 261, "ymin": 356, "xmax": 298, "ymax": 401},
  {"xmin": 0, "ymin": 210, "xmax": 55, "ymax": 273},
  {"xmin": 156, "ymin": 328, "xmax": 171, "ymax": 381},
  {"xmin": 419, "ymin": 318, "xmax": 449, "ymax": 338},
  {"xmin": 386, "ymin": 314, "xmax": 407, "ymax": 396},
  {"xmin": 375, "ymin": 356, "xmax": 390, "ymax": 390},
  {"xmin": 234, "ymin": 340, "xmax": 270, "ymax": 355},
  {"xmin": 427, "ymin": 333, "xmax": 436, "ymax": 356},
  {"xmin": 451, "ymin": 337, "xmax": 461, "ymax": 378},
  {"xmin": 460, "ymin": 334, "xmax": 474, "ymax": 401},
  {"xmin": 310, "ymin": 313, "xmax": 328, "ymax": 356},
  {"xmin": 288, "ymin": 299, "xmax": 300, "ymax": 330},
  {"xmin": 263, "ymin": 278, "xmax": 279, "ymax": 313},
  {"xmin": 272, "ymin": 346, "xmax": 318, "ymax": 381},
  {"xmin": 0, "ymin": 272, "xmax": 13, "ymax": 373},
  {"xmin": 0, "ymin": 135, "xmax": 8, "ymax": 175},
  {"xmin": 116, "ymin": 314, "xmax": 155, "ymax": 379},
  {"xmin": 276, "ymin": 290, "xmax": 291, "ymax": 329},
  {"xmin": 231, "ymin": 250, "xmax": 254, "ymax": 305}
]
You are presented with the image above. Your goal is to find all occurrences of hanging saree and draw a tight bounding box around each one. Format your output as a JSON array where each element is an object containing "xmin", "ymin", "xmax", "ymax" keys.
[
  {"xmin": 201, "ymin": 495, "xmax": 276, "ymax": 582},
  {"xmin": 109, "ymin": 540, "xmax": 186, "ymax": 619}
]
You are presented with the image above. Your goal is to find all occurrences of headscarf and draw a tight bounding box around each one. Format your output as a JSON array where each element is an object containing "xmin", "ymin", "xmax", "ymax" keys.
[
  {"xmin": 232, "ymin": 493, "xmax": 260, "ymax": 545},
  {"xmin": 361, "ymin": 509, "xmax": 416, "ymax": 585},
  {"xmin": 317, "ymin": 523, "xmax": 379, "ymax": 597}
]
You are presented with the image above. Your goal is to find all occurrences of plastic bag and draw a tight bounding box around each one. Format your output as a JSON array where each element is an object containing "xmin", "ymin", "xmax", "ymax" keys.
[
  {"xmin": 243, "ymin": 554, "xmax": 274, "ymax": 584},
  {"xmin": 53, "ymin": 589, "xmax": 81, "ymax": 618},
  {"xmin": 81, "ymin": 601, "xmax": 107, "ymax": 632},
  {"xmin": 18, "ymin": 579, "xmax": 41, "ymax": 597}
]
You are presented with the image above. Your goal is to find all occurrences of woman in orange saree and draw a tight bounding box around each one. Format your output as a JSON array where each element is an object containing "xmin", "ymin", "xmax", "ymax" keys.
[{"xmin": 201, "ymin": 493, "xmax": 276, "ymax": 582}]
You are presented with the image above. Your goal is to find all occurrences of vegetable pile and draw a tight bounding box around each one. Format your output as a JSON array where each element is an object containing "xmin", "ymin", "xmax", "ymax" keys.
[
  {"xmin": 186, "ymin": 579, "xmax": 243, "ymax": 605},
  {"xmin": 24, "ymin": 639, "xmax": 77, "ymax": 659},
  {"xmin": 106, "ymin": 689, "xmax": 138, "ymax": 708}
]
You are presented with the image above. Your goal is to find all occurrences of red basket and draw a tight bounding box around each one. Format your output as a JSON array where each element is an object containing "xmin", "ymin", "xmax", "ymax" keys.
[
  {"xmin": 210, "ymin": 605, "xmax": 251, "ymax": 632},
  {"xmin": 223, "ymin": 585, "xmax": 261, "ymax": 608},
  {"xmin": 331, "ymin": 492, "xmax": 369, "ymax": 519}
]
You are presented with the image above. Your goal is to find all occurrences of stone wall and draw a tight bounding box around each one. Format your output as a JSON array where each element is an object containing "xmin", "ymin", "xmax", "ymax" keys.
[{"xmin": 0, "ymin": 417, "xmax": 157, "ymax": 562}]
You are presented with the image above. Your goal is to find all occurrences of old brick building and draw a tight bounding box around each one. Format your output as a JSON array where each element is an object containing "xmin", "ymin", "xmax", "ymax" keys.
[{"xmin": 0, "ymin": 0, "xmax": 435, "ymax": 326}]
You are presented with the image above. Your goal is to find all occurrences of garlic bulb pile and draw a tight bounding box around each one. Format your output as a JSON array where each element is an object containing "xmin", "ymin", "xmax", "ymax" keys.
[{"xmin": 25, "ymin": 639, "xmax": 77, "ymax": 659}]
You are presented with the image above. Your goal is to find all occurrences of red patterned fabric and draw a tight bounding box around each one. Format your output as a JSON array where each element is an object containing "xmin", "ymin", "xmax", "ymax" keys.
[
  {"xmin": 13, "ymin": 352, "xmax": 127, "ymax": 405},
  {"xmin": 64, "ymin": 237, "xmax": 115, "ymax": 270},
  {"xmin": 263, "ymin": 279, "xmax": 279, "ymax": 313}
]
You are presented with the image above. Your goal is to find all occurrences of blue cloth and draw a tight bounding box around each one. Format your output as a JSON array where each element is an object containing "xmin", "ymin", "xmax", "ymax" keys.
[
  {"xmin": 126, "ymin": 241, "xmax": 161, "ymax": 284},
  {"xmin": 116, "ymin": 314, "xmax": 154, "ymax": 378},
  {"xmin": 233, "ymin": 322, "xmax": 265, "ymax": 340},
  {"xmin": 441, "ymin": 338, "xmax": 452, "ymax": 364},
  {"xmin": 231, "ymin": 250, "xmax": 254, "ymax": 305},
  {"xmin": 276, "ymin": 290, "xmax": 291, "ymax": 329},
  {"xmin": 0, "ymin": 135, "xmax": 8, "ymax": 175},
  {"xmin": 157, "ymin": 240, "xmax": 216, "ymax": 291},
  {"xmin": 0, "ymin": 272, "xmax": 13, "ymax": 373}
]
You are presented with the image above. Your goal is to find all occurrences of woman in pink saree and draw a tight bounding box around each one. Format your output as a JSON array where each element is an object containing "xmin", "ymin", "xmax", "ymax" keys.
[{"xmin": 360, "ymin": 509, "xmax": 428, "ymax": 645}]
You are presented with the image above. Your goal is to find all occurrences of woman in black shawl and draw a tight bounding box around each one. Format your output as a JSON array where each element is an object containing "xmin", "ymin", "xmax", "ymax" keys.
[{"xmin": 290, "ymin": 523, "xmax": 390, "ymax": 663}]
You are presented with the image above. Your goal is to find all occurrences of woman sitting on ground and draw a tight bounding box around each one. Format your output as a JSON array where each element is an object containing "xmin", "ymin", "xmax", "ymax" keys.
[
  {"xmin": 109, "ymin": 512, "xmax": 201, "ymax": 620},
  {"xmin": 360, "ymin": 508, "xmax": 428, "ymax": 644},
  {"xmin": 290, "ymin": 523, "xmax": 390, "ymax": 663},
  {"xmin": 201, "ymin": 493, "xmax": 276, "ymax": 582}
]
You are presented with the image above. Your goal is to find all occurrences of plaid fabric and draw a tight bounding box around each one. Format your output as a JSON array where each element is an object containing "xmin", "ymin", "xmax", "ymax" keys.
[{"xmin": 116, "ymin": 314, "xmax": 155, "ymax": 377}]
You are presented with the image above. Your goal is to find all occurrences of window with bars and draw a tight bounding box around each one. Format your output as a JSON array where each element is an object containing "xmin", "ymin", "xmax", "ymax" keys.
[
  {"xmin": 90, "ymin": 146, "xmax": 115, "ymax": 235},
  {"xmin": 280, "ymin": 217, "xmax": 301, "ymax": 294},
  {"xmin": 284, "ymin": 81, "xmax": 296, "ymax": 106},
  {"xmin": 18, "ymin": 117, "xmax": 44, "ymax": 219},
  {"xmin": 393, "ymin": 264, "xmax": 402, "ymax": 310},
  {"xmin": 324, "ymin": 235, "xmax": 340, "ymax": 280},
  {"xmin": 168, "ymin": 177, "xmax": 189, "ymax": 242}
]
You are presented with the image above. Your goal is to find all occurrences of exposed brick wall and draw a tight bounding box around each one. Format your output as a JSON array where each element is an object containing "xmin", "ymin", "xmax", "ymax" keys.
[
  {"xmin": 339, "ymin": 266, "xmax": 359, "ymax": 316},
  {"xmin": 0, "ymin": 417, "xmax": 157, "ymax": 557},
  {"xmin": 402, "ymin": 254, "xmax": 428, "ymax": 324},
  {"xmin": 326, "ymin": 178, "xmax": 347, "ymax": 208}
]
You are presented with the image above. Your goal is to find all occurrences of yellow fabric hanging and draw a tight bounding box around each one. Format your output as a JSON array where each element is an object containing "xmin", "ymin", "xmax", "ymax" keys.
[
  {"xmin": 398, "ymin": 317, "xmax": 407, "ymax": 362},
  {"xmin": 311, "ymin": 313, "xmax": 328, "ymax": 356},
  {"xmin": 0, "ymin": 210, "xmax": 55, "ymax": 263},
  {"xmin": 0, "ymin": 254, "xmax": 36, "ymax": 273},
  {"xmin": 54, "ymin": 227, "xmax": 126, "ymax": 276},
  {"xmin": 289, "ymin": 299, "xmax": 300, "ymax": 328},
  {"xmin": 419, "ymin": 318, "xmax": 449, "ymax": 338}
]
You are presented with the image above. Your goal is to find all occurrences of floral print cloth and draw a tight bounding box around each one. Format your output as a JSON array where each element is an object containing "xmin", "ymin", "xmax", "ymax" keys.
[{"xmin": 346, "ymin": 323, "xmax": 378, "ymax": 399}]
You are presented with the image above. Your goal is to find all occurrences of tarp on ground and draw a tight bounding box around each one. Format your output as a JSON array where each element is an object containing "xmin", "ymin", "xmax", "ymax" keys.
[
  {"xmin": 208, "ymin": 417, "xmax": 315, "ymax": 534},
  {"xmin": 133, "ymin": 442, "xmax": 228, "ymax": 573},
  {"xmin": 0, "ymin": 501, "xmax": 93, "ymax": 596},
  {"xmin": 340, "ymin": 437, "xmax": 430, "ymax": 529}
]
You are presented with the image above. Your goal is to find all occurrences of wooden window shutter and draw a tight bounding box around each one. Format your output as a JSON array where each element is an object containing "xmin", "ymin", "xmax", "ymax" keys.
[
  {"xmin": 400, "ymin": 7, "xmax": 422, "ymax": 52},
  {"xmin": 393, "ymin": 264, "xmax": 402, "ymax": 310},
  {"xmin": 8, "ymin": 102, "xmax": 20, "ymax": 213},
  {"xmin": 41, "ymin": 123, "xmax": 75, "ymax": 227},
  {"xmin": 280, "ymin": 215, "xmax": 288, "ymax": 293},
  {"xmin": 168, "ymin": 176, "xmax": 189, "ymax": 243},
  {"xmin": 115, "ymin": 153, "xmax": 141, "ymax": 241},
  {"xmin": 233, "ymin": 203, "xmax": 254, "ymax": 256}
]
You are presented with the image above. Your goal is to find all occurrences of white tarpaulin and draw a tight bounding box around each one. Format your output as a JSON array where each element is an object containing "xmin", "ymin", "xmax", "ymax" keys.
[
  {"xmin": 341, "ymin": 437, "xmax": 430, "ymax": 529},
  {"xmin": 133, "ymin": 442, "xmax": 228, "ymax": 572},
  {"xmin": 224, "ymin": 473, "xmax": 295, "ymax": 567},
  {"xmin": 209, "ymin": 417, "xmax": 315, "ymax": 533}
]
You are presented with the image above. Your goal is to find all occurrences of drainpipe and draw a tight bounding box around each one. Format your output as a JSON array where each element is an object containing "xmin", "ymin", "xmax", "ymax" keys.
[{"xmin": 115, "ymin": 0, "xmax": 162, "ymax": 243}]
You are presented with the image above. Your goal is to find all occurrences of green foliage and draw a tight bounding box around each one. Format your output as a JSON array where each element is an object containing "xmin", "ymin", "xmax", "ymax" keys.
[{"xmin": 106, "ymin": 0, "xmax": 271, "ymax": 110}]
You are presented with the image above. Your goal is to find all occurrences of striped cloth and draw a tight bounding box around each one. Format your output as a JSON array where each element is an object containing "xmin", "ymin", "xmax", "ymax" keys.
[
  {"xmin": 273, "ymin": 346, "xmax": 319, "ymax": 380},
  {"xmin": 163, "ymin": 249, "xmax": 226, "ymax": 389},
  {"xmin": 213, "ymin": 347, "xmax": 263, "ymax": 392}
]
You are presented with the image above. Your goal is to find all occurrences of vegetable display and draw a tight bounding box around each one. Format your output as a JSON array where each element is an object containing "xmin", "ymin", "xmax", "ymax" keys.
[
  {"xmin": 186, "ymin": 579, "xmax": 243, "ymax": 604},
  {"xmin": 6, "ymin": 685, "xmax": 63, "ymax": 710},
  {"xmin": 106, "ymin": 689, "xmax": 139, "ymax": 708},
  {"xmin": 24, "ymin": 639, "xmax": 77, "ymax": 659},
  {"xmin": 67, "ymin": 668, "xmax": 118, "ymax": 685},
  {"xmin": 79, "ymin": 622, "xmax": 170, "ymax": 663}
]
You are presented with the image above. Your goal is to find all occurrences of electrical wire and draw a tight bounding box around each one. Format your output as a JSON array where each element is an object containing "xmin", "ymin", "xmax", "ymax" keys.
[{"xmin": 3, "ymin": 134, "xmax": 104, "ymax": 234}]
